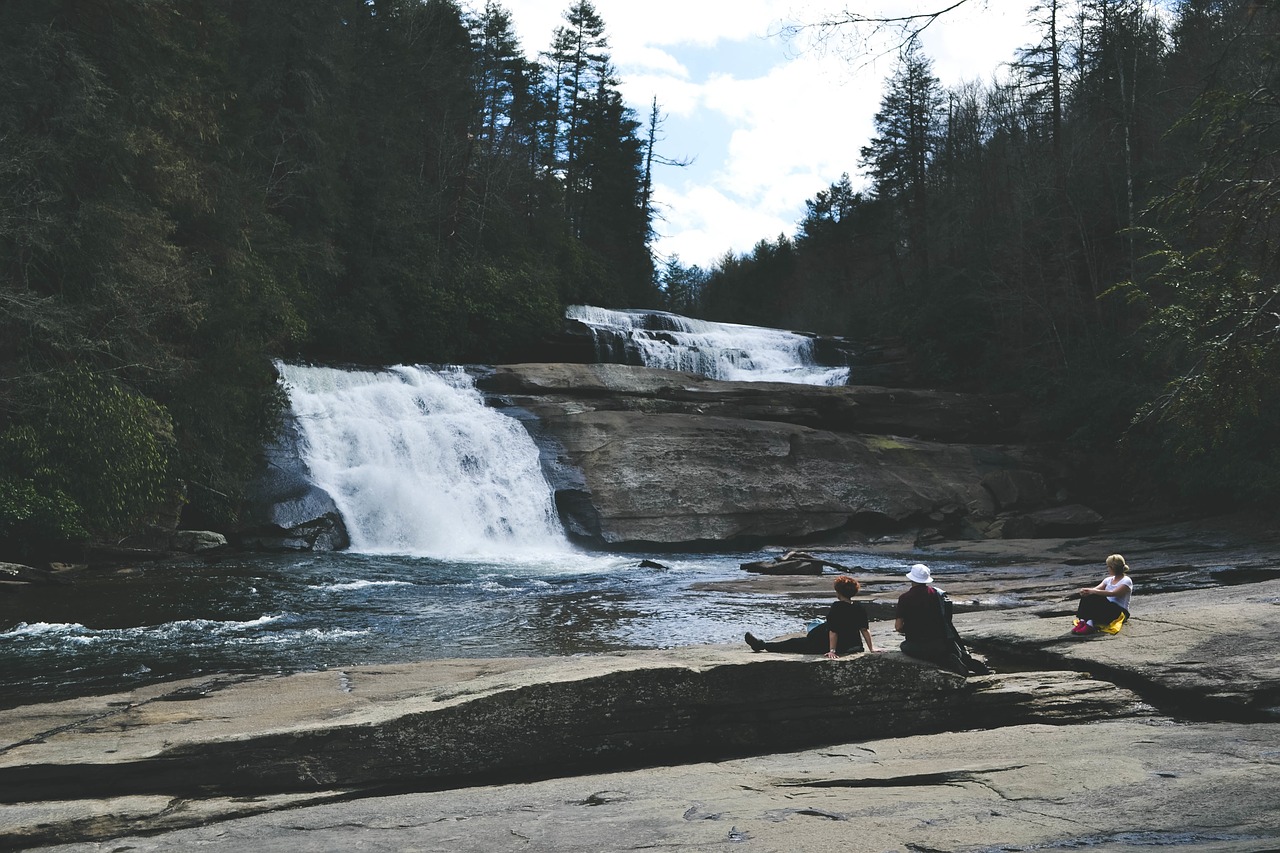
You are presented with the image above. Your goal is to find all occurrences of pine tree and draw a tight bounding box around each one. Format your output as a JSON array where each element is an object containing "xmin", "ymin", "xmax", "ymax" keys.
[
  {"xmin": 859, "ymin": 37, "xmax": 944, "ymax": 280},
  {"xmin": 545, "ymin": 0, "xmax": 611, "ymax": 235},
  {"xmin": 464, "ymin": 1, "xmax": 544, "ymax": 254}
]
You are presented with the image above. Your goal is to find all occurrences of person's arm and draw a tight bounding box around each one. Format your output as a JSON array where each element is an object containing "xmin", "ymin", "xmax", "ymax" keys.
[
  {"xmin": 894, "ymin": 616, "xmax": 905, "ymax": 633},
  {"xmin": 861, "ymin": 627, "xmax": 880, "ymax": 652},
  {"xmin": 1079, "ymin": 579, "xmax": 1109, "ymax": 596},
  {"xmin": 825, "ymin": 630, "xmax": 840, "ymax": 659}
]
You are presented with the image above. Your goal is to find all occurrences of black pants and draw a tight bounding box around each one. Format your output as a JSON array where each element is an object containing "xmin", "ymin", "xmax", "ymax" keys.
[
  {"xmin": 1076, "ymin": 596, "xmax": 1125, "ymax": 625},
  {"xmin": 764, "ymin": 624, "xmax": 860, "ymax": 654},
  {"xmin": 900, "ymin": 637, "xmax": 967, "ymax": 675}
]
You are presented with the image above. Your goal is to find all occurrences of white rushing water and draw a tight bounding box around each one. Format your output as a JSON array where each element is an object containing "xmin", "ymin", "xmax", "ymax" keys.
[
  {"xmin": 276, "ymin": 362, "xmax": 569, "ymax": 558},
  {"xmin": 566, "ymin": 305, "xmax": 851, "ymax": 386}
]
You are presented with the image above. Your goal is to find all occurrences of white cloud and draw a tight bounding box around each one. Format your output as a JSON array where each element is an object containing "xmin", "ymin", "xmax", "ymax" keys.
[
  {"xmin": 520, "ymin": 0, "xmax": 810, "ymax": 52},
  {"xmin": 617, "ymin": 73, "xmax": 702, "ymax": 115},
  {"xmin": 651, "ymin": 183, "xmax": 792, "ymax": 265},
  {"xmin": 702, "ymin": 57, "xmax": 877, "ymax": 189},
  {"xmin": 622, "ymin": 46, "xmax": 688, "ymax": 77},
  {"xmin": 487, "ymin": 0, "xmax": 1040, "ymax": 269}
]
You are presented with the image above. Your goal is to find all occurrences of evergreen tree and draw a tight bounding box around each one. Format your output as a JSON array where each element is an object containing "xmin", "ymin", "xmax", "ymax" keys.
[
  {"xmin": 576, "ymin": 76, "xmax": 655, "ymax": 305},
  {"xmin": 538, "ymin": 1, "xmax": 653, "ymax": 307},
  {"xmin": 1117, "ymin": 0, "xmax": 1280, "ymax": 502},
  {"xmin": 1, "ymin": 0, "xmax": 215, "ymax": 536},
  {"xmin": 465, "ymin": 2, "xmax": 540, "ymax": 254},
  {"xmin": 544, "ymin": 0, "xmax": 611, "ymax": 236},
  {"xmin": 859, "ymin": 38, "xmax": 944, "ymax": 281},
  {"xmin": 659, "ymin": 256, "xmax": 707, "ymax": 315},
  {"xmin": 798, "ymin": 174, "xmax": 860, "ymax": 243}
]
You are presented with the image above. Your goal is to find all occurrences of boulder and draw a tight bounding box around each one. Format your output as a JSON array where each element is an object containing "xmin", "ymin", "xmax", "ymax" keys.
[
  {"xmin": 167, "ymin": 530, "xmax": 227, "ymax": 553},
  {"xmin": 741, "ymin": 551, "xmax": 851, "ymax": 575},
  {"xmin": 237, "ymin": 412, "xmax": 350, "ymax": 552},
  {"xmin": 0, "ymin": 649, "xmax": 1147, "ymax": 847},
  {"xmin": 236, "ymin": 503, "xmax": 348, "ymax": 552},
  {"xmin": 1001, "ymin": 504, "xmax": 1104, "ymax": 539},
  {"xmin": 741, "ymin": 558, "xmax": 825, "ymax": 575},
  {"xmin": 509, "ymin": 408, "xmax": 1025, "ymax": 546},
  {"xmin": 106, "ymin": 528, "xmax": 228, "ymax": 560},
  {"xmin": 981, "ymin": 468, "xmax": 1047, "ymax": 509},
  {"xmin": 476, "ymin": 363, "xmax": 1023, "ymax": 444},
  {"xmin": 470, "ymin": 363, "xmax": 1052, "ymax": 547},
  {"xmin": 0, "ymin": 562, "xmax": 62, "ymax": 586}
]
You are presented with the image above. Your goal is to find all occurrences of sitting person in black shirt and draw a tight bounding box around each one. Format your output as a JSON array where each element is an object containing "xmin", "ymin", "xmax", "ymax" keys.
[
  {"xmin": 895, "ymin": 563, "xmax": 968, "ymax": 675},
  {"xmin": 745, "ymin": 575, "xmax": 878, "ymax": 658}
]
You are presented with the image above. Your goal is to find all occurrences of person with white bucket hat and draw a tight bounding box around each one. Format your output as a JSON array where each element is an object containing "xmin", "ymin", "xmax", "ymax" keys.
[{"xmin": 894, "ymin": 563, "xmax": 968, "ymax": 675}]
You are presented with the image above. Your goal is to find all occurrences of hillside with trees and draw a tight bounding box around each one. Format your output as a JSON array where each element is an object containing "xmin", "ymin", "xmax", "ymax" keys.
[
  {"xmin": 686, "ymin": 0, "xmax": 1280, "ymax": 512},
  {"xmin": 2, "ymin": 0, "xmax": 1277, "ymax": 557},
  {"xmin": 1, "ymin": 0, "xmax": 656, "ymax": 553}
]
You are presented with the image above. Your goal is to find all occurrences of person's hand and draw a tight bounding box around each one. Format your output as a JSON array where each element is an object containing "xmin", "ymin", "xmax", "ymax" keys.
[{"xmin": 824, "ymin": 650, "xmax": 838, "ymax": 660}]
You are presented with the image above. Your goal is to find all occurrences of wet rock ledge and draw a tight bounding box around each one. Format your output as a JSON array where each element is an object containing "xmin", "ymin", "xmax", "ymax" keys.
[
  {"xmin": 4, "ymin": 565, "xmax": 1280, "ymax": 851},
  {"xmin": 0, "ymin": 650, "xmax": 1140, "ymax": 849}
]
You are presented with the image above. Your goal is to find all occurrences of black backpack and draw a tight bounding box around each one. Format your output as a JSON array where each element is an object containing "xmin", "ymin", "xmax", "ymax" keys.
[{"xmin": 934, "ymin": 588, "xmax": 992, "ymax": 676}]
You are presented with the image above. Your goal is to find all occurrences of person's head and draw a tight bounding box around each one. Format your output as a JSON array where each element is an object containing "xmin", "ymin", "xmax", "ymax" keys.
[
  {"xmin": 833, "ymin": 575, "xmax": 860, "ymax": 599},
  {"xmin": 905, "ymin": 563, "xmax": 933, "ymax": 585},
  {"xmin": 1106, "ymin": 554, "xmax": 1129, "ymax": 577}
]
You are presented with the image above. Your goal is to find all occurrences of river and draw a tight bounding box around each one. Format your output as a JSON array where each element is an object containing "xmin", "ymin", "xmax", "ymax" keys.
[
  {"xmin": 1, "ymin": 310, "xmax": 894, "ymax": 708},
  {"xmin": 0, "ymin": 546, "xmax": 942, "ymax": 709}
]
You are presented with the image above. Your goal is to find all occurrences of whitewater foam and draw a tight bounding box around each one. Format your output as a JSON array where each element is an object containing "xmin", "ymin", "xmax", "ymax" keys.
[
  {"xmin": 566, "ymin": 305, "xmax": 851, "ymax": 386},
  {"xmin": 277, "ymin": 362, "xmax": 573, "ymax": 559}
]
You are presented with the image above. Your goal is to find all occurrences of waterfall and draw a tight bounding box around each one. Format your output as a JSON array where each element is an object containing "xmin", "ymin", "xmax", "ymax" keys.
[
  {"xmin": 276, "ymin": 362, "xmax": 568, "ymax": 558},
  {"xmin": 566, "ymin": 305, "xmax": 851, "ymax": 386}
]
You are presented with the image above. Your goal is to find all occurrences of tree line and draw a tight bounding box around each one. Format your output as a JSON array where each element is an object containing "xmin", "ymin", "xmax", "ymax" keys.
[
  {"xmin": 3, "ymin": 0, "xmax": 1276, "ymax": 556},
  {"xmin": 1, "ymin": 0, "xmax": 657, "ymax": 553},
  {"xmin": 671, "ymin": 0, "xmax": 1280, "ymax": 512}
]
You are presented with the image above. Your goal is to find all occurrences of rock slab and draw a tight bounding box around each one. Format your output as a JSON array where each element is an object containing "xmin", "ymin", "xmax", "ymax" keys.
[
  {"xmin": 475, "ymin": 363, "xmax": 1088, "ymax": 546},
  {"xmin": 0, "ymin": 650, "xmax": 1144, "ymax": 849},
  {"xmin": 960, "ymin": 577, "xmax": 1280, "ymax": 718}
]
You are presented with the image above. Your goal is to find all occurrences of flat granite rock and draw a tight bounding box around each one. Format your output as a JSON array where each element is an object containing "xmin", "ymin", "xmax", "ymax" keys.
[
  {"xmin": 0, "ymin": 649, "xmax": 1145, "ymax": 849},
  {"xmin": 474, "ymin": 363, "xmax": 1045, "ymax": 546},
  {"xmin": 958, "ymin": 577, "xmax": 1280, "ymax": 718},
  {"xmin": 7, "ymin": 520, "xmax": 1280, "ymax": 851},
  {"xmin": 18, "ymin": 719, "xmax": 1280, "ymax": 853}
]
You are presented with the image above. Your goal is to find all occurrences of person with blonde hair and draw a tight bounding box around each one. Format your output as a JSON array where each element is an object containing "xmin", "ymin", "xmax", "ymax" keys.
[
  {"xmin": 1072, "ymin": 554, "xmax": 1133, "ymax": 635},
  {"xmin": 745, "ymin": 575, "xmax": 877, "ymax": 658}
]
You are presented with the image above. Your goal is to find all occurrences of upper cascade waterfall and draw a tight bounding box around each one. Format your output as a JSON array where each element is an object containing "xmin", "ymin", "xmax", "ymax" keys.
[
  {"xmin": 276, "ymin": 362, "xmax": 568, "ymax": 558},
  {"xmin": 566, "ymin": 305, "xmax": 851, "ymax": 386}
]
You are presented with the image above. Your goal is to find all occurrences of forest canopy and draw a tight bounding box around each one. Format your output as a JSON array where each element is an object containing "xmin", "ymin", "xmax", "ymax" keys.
[
  {"xmin": 686, "ymin": 0, "xmax": 1280, "ymax": 511},
  {"xmin": 2, "ymin": 0, "xmax": 1277, "ymax": 555},
  {"xmin": 1, "ymin": 0, "xmax": 657, "ymax": 551}
]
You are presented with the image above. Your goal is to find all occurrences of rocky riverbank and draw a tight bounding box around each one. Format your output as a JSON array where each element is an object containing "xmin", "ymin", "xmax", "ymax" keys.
[
  {"xmin": 241, "ymin": 362, "xmax": 1111, "ymax": 552},
  {"xmin": 3, "ymin": 515, "xmax": 1279, "ymax": 851}
]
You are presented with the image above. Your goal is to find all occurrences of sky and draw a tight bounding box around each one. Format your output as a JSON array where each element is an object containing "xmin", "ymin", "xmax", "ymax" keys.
[{"xmin": 493, "ymin": 1, "xmax": 1040, "ymax": 269}]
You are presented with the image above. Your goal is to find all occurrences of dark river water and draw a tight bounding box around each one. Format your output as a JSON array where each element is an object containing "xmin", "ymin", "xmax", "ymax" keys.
[
  {"xmin": 0, "ymin": 350, "xmax": 941, "ymax": 710},
  {"xmin": 0, "ymin": 548, "xmax": 924, "ymax": 709}
]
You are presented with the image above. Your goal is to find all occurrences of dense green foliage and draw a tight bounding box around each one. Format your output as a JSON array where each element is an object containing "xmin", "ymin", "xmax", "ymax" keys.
[
  {"xmin": 679, "ymin": 0, "xmax": 1280, "ymax": 511},
  {"xmin": 1, "ymin": 370, "xmax": 175, "ymax": 543},
  {"xmin": 3, "ymin": 0, "xmax": 1276, "ymax": 553},
  {"xmin": 0, "ymin": 0, "xmax": 656, "ymax": 552}
]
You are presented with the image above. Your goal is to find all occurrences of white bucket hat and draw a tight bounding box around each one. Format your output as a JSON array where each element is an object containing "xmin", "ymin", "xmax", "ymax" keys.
[{"xmin": 905, "ymin": 563, "xmax": 933, "ymax": 584}]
